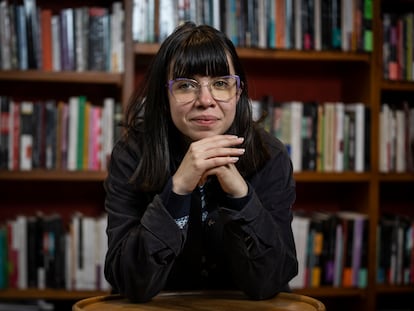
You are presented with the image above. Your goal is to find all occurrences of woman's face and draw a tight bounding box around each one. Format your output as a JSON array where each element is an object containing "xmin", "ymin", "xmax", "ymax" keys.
[{"xmin": 168, "ymin": 57, "xmax": 241, "ymax": 141}]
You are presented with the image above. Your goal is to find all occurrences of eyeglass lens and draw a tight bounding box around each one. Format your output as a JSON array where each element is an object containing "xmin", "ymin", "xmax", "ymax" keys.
[{"xmin": 170, "ymin": 76, "xmax": 238, "ymax": 103}]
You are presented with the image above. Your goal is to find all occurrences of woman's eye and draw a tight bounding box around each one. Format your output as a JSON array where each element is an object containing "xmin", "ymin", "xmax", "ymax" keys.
[
  {"xmin": 178, "ymin": 81, "xmax": 197, "ymax": 91},
  {"xmin": 213, "ymin": 80, "xmax": 229, "ymax": 89}
]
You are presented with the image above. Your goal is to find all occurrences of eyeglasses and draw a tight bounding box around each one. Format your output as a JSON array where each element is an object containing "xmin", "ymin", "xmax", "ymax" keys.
[{"xmin": 167, "ymin": 75, "xmax": 241, "ymax": 104}]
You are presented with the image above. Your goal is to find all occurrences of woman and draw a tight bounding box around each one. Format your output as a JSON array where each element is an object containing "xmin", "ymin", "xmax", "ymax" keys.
[{"xmin": 104, "ymin": 21, "xmax": 297, "ymax": 303}]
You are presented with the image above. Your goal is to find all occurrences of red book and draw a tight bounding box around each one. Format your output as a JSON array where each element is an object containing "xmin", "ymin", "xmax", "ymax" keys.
[{"xmin": 41, "ymin": 9, "xmax": 53, "ymax": 71}]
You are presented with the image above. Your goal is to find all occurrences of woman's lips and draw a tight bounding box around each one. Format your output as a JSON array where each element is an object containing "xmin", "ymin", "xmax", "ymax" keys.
[{"xmin": 191, "ymin": 116, "xmax": 219, "ymax": 125}]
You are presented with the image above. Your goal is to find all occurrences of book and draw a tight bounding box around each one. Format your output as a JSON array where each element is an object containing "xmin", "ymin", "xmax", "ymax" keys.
[
  {"xmin": 290, "ymin": 213, "xmax": 311, "ymax": 289},
  {"xmin": 301, "ymin": 102, "xmax": 318, "ymax": 171},
  {"xmin": 0, "ymin": 2, "xmax": 12, "ymax": 70},
  {"xmin": 110, "ymin": 2, "xmax": 124, "ymax": 72},
  {"xmin": 68, "ymin": 96, "xmax": 79, "ymax": 171},
  {"xmin": 74, "ymin": 7, "xmax": 89, "ymax": 72},
  {"xmin": 302, "ymin": 0, "xmax": 314, "ymax": 50},
  {"xmin": 56, "ymin": 101, "xmax": 69, "ymax": 170},
  {"xmin": 40, "ymin": 9, "xmax": 52, "ymax": 71},
  {"xmin": 8, "ymin": 100, "xmax": 20, "ymax": 171},
  {"xmin": 16, "ymin": 215, "xmax": 28, "ymax": 289},
  {"xmin": 88, "ymin": 7, "xmax": 109, "ymax": 71},
  {"xmin": 290, "ymin": 101, "xmax": 303, "ymax": 172},
  {"xmin": 0, "ymin": 226, "xmax": 7, "ymax": 289},
  {"xmin": 337, "ymin": 211, "xmax": 368, "ymax": 287},
  {"xmin": 14, "ymin": 4, "xmax": 28, "ymax": 70},
  {"xmin": 323, "ymin": 102, "xmax": 336, "ymax": 172},
  {"xmin": 24, "ymin": 0, "xmax": 40, "ymax": 69},
  {"xmin": 275, "ymin": 0, "xmax": 286, "ymax": 49},
  {"xmin": 102, "ymin": 97, "xmax": 115, "ymax": 170},
  {"xmin": 0, "ymin": 96, "xmax": 10, "ymax": 169},
  {"xmin": 51, "ymin": 14, "xmax": 61, "ymax": 71},
  {"xmin": 60, "ymin": 8, "xmax": 76, "ymax": 71},
  {"xmin": 76, "ymin": 96, "xmax": 87, "ymax": 170},
  {"xmin": 45, "ymin": 100, "xmax": 57, "ymax": 169},
  {"xmin": 43, "ymin": 214, "xmax": 66, "ymax": 288},
  {"xmin": 31, "ymin": 101, "xmax": 45, "ymax": 169},
  {"xmin": 320, "ymin": 213, "xmax": 339, "ymax": 286},
  {"xmin": 306, "ymin": 214, "xmax": 324, "ymax": 287},
  {"xmin": 334, "ymin": 102, "xmax": 345, "ymax": 172},
  {"xmin": 19, "ymin": 101, "xmax": 34, "ymax": 170}
]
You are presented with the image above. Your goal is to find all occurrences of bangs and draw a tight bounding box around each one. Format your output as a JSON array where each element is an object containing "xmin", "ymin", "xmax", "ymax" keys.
[{"xmin": 170, "ymin": 39, "xmax": 231, "ymax": 78}]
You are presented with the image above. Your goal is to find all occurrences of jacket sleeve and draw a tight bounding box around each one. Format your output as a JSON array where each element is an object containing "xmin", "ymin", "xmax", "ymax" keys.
[
  {"xmin": 103, "ymin": 140, "xmax": 186, "ymax": 302},
  {"xmin": 219, "ymin": 140, "xmax": 298, "ymax": 300}
]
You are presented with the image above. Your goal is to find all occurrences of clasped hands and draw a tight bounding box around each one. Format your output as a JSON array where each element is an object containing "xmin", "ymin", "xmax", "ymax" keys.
[{"xmin": 172, "ymin": 135, "xmax": 248, "ymax": 198}]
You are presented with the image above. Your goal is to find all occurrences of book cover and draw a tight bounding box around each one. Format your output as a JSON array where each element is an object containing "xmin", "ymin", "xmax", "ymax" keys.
[
  {"xmin": 323, "ymin": 102, "xmax": 335, "ymax": 172},
  {"xmin": 19, "ymin": 101, "xmax": 34, "ymax": 170},
  {"xmin": 76, "ymin": 96, "xmax": 87, "ymax": 170},
  {"xmin": 0, "ymin": 96, "xmax": 10, "ymax": 169},
  {"xmin": 362, "ymin": 0, "xmax": 373, "ymax": 52},
  {"xmin": 14, "ymin": 4, "xmax": 28, "ymax": 70},
  {"xmin": 40, "ymin": 9, "xmax": 52, "ymax": 71},
  {"xmin": 31, "ymin": 101, "xmax": 45, "ymax": 169},
  {"xmin": 302, "ymin": 0, "xmax": 314, "ymax": 50},
  {"xmin": 45, "ymin": 100, "xmax": 57, "ymax": 169},
  {"xmin": 88, "ymin": 7, "xmax": 109, "ymax": 71},
  {"xmin": 44, "ymin": 214, "xmax": 65, "ymax": 289},
  {"xmin": 320, "ymin": 213, "xmax": 339, "ymax": 286},
  {"xmin": 74, "ymin": 7, "xmax": 89, "ymax": 72},
  {"xmin": 0, "ymin": 226, "xmax": 7, "ymax": 289},
  {"xmin": 23, "ymin": 0, "xmax": 40, "ymax": 69},
  {"xmin": 301, "ymin": 102, "xmax": 318, "ymax": 171},
  {"xmin": 60, "ymin": 8, "xmax": 76, "ymax": 71},
  {"xmin": 275, "ymin": 0, "xmax": 286, "ymax": 49},
  {"xmin": 51, "ymin": 15, "xmax": 61, "ymax": 71},
  {"xmin": 0, "ymin": 2, "xmax": 12, "ymax": 70},
  {"xmin": 68, "ymin": 96, "xmax": 79, "ymax": 171},
  {"xmin": 8, "ymin": 100, "xmax": 20, "ymax": 171},
  {"xmin": 290, "ymin": 213, "xmax": 311, "ymax": 289},
  {"xmin": 334, "ymin": 102, "xmax": 344, "ymax": 172}
]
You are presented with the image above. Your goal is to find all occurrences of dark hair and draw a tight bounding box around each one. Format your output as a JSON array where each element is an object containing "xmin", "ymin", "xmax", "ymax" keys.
[{"xmin": 125, "ymin": 22, "xmax": 269, "ymax": 191}]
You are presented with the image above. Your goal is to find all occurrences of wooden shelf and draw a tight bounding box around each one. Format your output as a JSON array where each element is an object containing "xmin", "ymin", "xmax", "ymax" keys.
[
  {"xmin": 376, "ymin": 285, "xmax": 414, "ymax": 294},
  {"xmin": 294, "ymin": 172, "xmax": 372, "ymax": 182},
  {"xmin": 0, "ymin": 170, "xmax": 378, "ymax": 183},
  {"xmin": 378, "ymin": 173, "xmax": 414, "ymax": 182},
  {"xmin": 0, "ymin": 288, "xmax": 110, "ymax": 300},
  {"xmin": 0, "ymin": 170, "xmax": 107, "ymax": 181},
  {"xmin": 293, "ymin": 287, "xmax": 367, "ymax": 298},
  {"xmin": 134, "ymin": 43, "xmax": 372, "ymax": 63},
  {"xmin": 0, "ymin": 287, "xmax": 367, "ymax": 300},
  {"xmin": 0, "ymin": 70, "xmax": 123, "ymax": 86},
  {"xmin": 381, "ymin": 80, "xmax": 414, "ymax": 91}
]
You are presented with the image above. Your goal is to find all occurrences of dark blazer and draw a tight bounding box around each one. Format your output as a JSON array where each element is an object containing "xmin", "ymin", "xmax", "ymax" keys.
[{"xmin": 104, "ymin": 129, "xmax": 298, "ymax": 302}]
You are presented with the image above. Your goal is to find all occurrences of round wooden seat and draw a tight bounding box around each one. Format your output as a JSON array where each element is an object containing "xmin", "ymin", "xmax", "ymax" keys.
[{"xmin": 72, "ymin": 291, "xmax": 326, "ymax": 311}]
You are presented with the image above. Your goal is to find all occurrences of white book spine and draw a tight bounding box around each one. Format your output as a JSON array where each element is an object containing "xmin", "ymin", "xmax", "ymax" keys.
[
  {"xmin": 16, "ymin": 215, "xmax": 27, "ymax": 289},
  {"xmin": 290, "ymin": 101, "xmax": 303, "ymax": 172},
  {"xmin": 68, "ymin": 96, "xmax": 79, "ymax": 171},
  {"xmin": 395, "ymin": 110, "xmax": 405, "ymax": 172},
  {"xmin": 51, "ymin": 15, "xmax": 61, "ymax": 71},
  {"xmin": 314, "ymin": 0, "xmax": 322, "ymax": 51},
  {"xmin": 102, "ymin": 98, "xmax": 114, "ymax": 170},
  {"xmin": 294, "ymin": 0, "xmax": 302, "ymax": 50},
  {"xmin": 354, "ymin": 103, "xmax": 365, "ymax": 172}
]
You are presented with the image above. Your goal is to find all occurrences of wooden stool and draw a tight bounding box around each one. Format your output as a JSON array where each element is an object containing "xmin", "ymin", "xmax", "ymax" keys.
[{"xmin": 73, "ymin": 291, "xmax": 326, "ymax": 311}]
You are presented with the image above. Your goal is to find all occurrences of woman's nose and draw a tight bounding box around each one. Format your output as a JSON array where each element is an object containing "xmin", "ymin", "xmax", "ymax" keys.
[{"xmin": 196, "ymin": 84, "xmax": 215, "ymax": 107}]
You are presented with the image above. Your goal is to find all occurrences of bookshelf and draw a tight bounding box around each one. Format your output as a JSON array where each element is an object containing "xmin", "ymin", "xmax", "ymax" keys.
[{"xmin": 0, "ymin": 1, "xmax": 413, "ymax": 311}]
